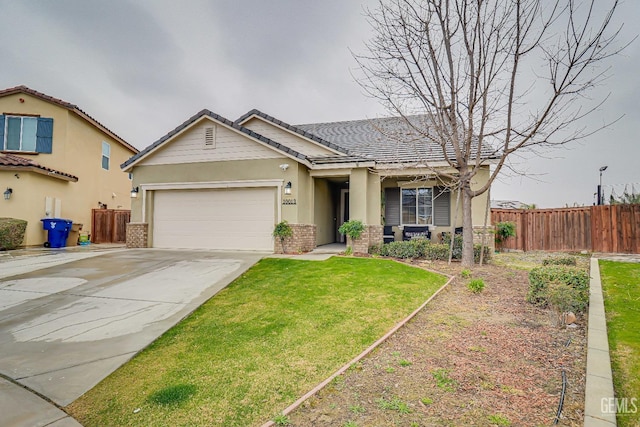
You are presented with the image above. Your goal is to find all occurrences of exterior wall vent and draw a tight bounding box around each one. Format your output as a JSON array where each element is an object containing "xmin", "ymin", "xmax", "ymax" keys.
[{"xmin": 204, "ymin": 126, "xmax": 216, "ymax": 148}]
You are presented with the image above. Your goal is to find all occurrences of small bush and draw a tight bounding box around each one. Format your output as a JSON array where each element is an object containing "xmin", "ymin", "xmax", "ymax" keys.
[
  {"xmin": 461, "ymin": 269, "xmax": 472, "ymax": 279},
  {"xmin": 339, "ymin": 219, "xmax": 365, "ymax": 240},
  {"xmin": 467, "ymin": 278, "xmax": 486, "ymax": 293},
  {"xmin": 495, "ymin": 221, "xmax": 516, "ymax": 246},
  {"xmin": 368, "ymin": 243, "xmax": 382, "ymax": 255},
  {"xmin": 527, "ymin": 265, "xmax": 589, "ymax": 312},
  {"xmin": 0, "ymin": 218, "xmax": 27, "ymax": 250},
  {"xmin": 546, "ymin": 280, "xmax": 587, "ymax": 313},
  {"xmin": 542, "ymin": 256, "xmax": 577, "ymax": 266},
  {"xmin": 425, "ymin": 243, "xmax": 450, "ymax": 261}
]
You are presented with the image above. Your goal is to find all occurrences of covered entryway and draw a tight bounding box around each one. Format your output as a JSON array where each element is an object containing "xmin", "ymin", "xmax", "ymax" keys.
[{"xmin": 152, "ymin": 188, "xmax": 276, "ymax": 250}]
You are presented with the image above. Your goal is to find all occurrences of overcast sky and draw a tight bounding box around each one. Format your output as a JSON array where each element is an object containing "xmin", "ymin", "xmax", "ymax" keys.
[{"xmin": 1, "ymin": 0, "xmax": 638, "ymax": 207}]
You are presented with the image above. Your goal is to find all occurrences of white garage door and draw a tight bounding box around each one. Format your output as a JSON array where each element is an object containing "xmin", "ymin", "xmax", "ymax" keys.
[{"xmin": 152, "ymin": 188, "xmax": 276, "ymax": 250}]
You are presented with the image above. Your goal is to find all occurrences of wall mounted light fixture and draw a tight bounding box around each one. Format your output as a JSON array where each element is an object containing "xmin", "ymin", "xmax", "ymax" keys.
[
  {"xmin": 284, "ymin": 181, "xmax": 292, "ymax": 195},
  {"xmin": 130, "ymin": 186, "xmax": 140, "ymax": 198},
  {"xmin": 4, "ymin": 188, "xmax": 13, "ymax": 200}
]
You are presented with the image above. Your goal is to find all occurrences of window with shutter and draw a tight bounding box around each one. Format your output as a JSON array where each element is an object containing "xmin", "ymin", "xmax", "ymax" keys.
[
  {"xmin": 102, "ymin": 142, "xmax": 110, "ymax": 170},
  {"xmin": 0, "ymin": 115, "xmax": 49, "ymax": 153}
]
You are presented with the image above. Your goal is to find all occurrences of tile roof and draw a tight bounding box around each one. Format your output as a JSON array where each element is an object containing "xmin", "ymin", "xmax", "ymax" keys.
[
  {"xmin": 0, "ymin": 85, "xmax": 137, "ymax": 154},
  {"xmin": 0, "ymin": 153, "xmax": 78, "ymax": 181},
  {"xmin": 236, "ymin": 109, "xmax": 353, "ymax": 155},
  {"xmin": 296, "ymin": 115, "xmax": 499, "ymax": 165},
  {"xmin": 121, "ymin": 109, "xmax": 309, "ymax": 170}
]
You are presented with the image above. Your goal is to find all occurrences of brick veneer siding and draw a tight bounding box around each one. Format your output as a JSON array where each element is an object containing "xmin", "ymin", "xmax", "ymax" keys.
[
  {"xmin": 347, "ymin": 225, "xmax": 383, "ymax": 254},
  {"xmin": 126, "ymin": 222, "xmax": 149, "ymax": 248},
  {"xmin": 274, "ymin": 224, "xmax": 317, "ymax": 254}
]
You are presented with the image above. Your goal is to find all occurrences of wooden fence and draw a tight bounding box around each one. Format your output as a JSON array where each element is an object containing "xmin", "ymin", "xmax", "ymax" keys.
[
  {"xmin": 491, "ymin": 204, "xmax": 640, "ymax": 254},
  {"xmin": 91, "ymin": 209, "xmax": 130, "ymax": 244}
]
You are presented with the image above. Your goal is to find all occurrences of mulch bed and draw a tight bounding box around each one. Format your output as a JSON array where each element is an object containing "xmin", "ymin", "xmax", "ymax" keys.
[{"xmin": 286, "ymin": 258, "xmax": 587, "ymax": 427}]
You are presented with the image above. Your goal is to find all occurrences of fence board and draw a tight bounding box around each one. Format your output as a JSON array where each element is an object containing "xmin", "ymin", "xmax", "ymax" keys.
[
  {"xmin": 491, "ymin": 204, "xmax": 640, "ymax": 254},
  {"xmin": 92, "ymin": 209, "xmax": 130, "ymax": 244}
]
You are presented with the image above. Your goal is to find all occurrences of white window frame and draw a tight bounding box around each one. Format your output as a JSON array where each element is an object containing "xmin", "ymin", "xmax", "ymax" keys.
[
  {"xmin": 400, "ymin": 187, "xmax": 434, "ymax": 225},
  {"xmin": 102, "ymin": 141, "xmax": 110, "ymax": 170},
  {"xmin": 4, "ymin": 115, "xmax": 38, "ymax": 152}
]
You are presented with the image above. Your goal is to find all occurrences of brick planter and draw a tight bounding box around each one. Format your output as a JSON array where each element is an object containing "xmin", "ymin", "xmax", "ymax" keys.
[
  {"xmin": 126, "ymin": 223, "xmax": 148, "ymax": 248},
  {"xmin": 346, "ymin": 225, "xmax": 383, "ymax": 254},
  {"xmin": 274, "ymin": 224, "xmax": 317, "ymax": 254}
]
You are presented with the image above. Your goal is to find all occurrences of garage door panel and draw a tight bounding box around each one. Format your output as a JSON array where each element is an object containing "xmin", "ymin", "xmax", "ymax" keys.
[{"xmin": 152, "ymin": 188, "xmax": 275, "ymax": 250}]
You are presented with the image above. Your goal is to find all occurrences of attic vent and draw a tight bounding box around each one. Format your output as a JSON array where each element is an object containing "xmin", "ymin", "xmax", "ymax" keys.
[{"xmin": 204, "ymin": 126, "xmax": 216, "ymax": 148}]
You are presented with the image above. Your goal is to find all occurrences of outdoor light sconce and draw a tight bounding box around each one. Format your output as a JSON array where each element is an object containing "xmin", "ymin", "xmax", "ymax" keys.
[
  {"xmin": 130, "ymin": 186, "xmax": 139, "ymax": 198},
  {"xmin": 284, "ymin": 181, "xmax": 292, "ymax": 195},
  {"xmin": 4, "ymin": 188, "xmax": 12, "ymax": 200}
]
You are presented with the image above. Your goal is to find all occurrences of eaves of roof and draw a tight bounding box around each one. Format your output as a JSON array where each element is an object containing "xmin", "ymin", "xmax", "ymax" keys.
[
  {"xmin": 0, "ymin": 153, "xmax": 78, "ymax": 182},
  {"xmin": 236, "ymin": 109, "xmax": 353, "ymax": 156},
  {"xmin": 0, "ymin": 85, "xmax": 138, "ymax": 155},
  {"xmin": 121, "ymin": 109, "xmax": 310, "ymax": 170}
]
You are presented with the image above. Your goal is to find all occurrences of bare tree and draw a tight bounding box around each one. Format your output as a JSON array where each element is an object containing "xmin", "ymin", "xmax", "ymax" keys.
[{"xmin": 355, "ymin": 0, "xmax": 625, "ymax": 266}]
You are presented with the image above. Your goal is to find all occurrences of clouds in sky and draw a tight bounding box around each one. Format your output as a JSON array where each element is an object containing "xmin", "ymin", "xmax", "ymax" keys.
[{"xmin": 0, "ymin": 0, "xmax": 638, "ymax": 207}]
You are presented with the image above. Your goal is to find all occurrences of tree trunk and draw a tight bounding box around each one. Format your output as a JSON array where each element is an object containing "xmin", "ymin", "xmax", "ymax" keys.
[{"xmin": 461, "ymin": 184, "xmax": 474, "ymax": 267}]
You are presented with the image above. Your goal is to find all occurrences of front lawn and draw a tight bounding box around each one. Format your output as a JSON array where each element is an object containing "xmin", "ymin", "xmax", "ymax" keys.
[
  {"xmin": 599, "ymin": 260, "xmax": 640, "ymax": 427},
  {"xmin": 67, "ymin": 257, "xmax": 446, "ymax": 427}
]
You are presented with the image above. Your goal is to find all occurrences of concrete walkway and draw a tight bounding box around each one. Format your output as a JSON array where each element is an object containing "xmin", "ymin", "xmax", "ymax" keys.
[{"xmin": 584, "ymin": 258, "xmax": 617, "ymax": 426}]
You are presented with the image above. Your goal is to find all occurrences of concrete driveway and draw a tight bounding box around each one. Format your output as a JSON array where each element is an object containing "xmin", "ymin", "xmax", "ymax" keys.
[{"xmin": 0, "ymin": 249, "xmax": 263, "ymax": 412}]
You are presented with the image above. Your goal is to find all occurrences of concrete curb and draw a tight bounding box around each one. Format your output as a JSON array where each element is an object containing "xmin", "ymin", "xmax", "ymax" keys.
[
  {"xmin": 260, "ymin": 270, "xmax": 455, "ymax": 427},
  {"xmin": 584, "ymin": 258, "xmax": 617, "ymax": 426}
]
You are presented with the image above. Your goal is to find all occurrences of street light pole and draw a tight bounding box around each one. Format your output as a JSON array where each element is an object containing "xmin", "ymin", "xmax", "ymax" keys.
[{"xmin": 598, "ymin": 166, "xmax": 608, "ymax": 205}]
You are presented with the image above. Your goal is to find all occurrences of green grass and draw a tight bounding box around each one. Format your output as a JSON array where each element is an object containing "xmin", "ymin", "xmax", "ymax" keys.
[
  {"xmin": 599, "ymin": 260, "xmax": 640, "ymax": 427},
  {"xmin": 67, "ymin": 257, "xmax": 446, "ymax": 427}
]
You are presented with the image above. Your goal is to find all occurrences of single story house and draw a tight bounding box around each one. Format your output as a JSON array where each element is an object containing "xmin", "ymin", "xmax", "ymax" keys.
[{"xmin": 122, "ymin": 109, "xmax": 496, "ymax": 252}]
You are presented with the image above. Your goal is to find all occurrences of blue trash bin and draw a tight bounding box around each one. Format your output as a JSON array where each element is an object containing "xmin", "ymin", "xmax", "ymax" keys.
[{"xmin": 41, "ymin": 218, "xmax": 73, "ymax": 248}]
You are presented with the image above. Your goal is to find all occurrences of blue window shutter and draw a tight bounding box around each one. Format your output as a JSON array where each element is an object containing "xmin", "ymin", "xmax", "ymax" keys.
[
  {"xmin": 0, "ymin": 115, "xmax": 5, "ymax": 150},
  {"xmin": 36, "ymin": 117, "xmax": 54, "ymax": 153}
]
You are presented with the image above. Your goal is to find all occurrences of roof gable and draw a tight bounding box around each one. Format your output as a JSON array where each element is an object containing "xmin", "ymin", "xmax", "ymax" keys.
[
  {"xmin": 236, "ymin": 109, "xmax": 351, "ymax": 155},
  {"xmin": 121, "ymin": 110, "xmax": 310, "ymax": 171},
  {"xmin": 0, "ymin": 85, "xmax": 137, "ymax": 154}
]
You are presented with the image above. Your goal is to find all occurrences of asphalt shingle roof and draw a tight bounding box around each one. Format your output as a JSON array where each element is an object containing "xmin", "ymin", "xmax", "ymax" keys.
[
  {"xmin": 297, "ymin": 115, "xmax": 498, "ymax": 165},
  {"xmin": 0, "ymin": 153, "xmax": 78, "ymax": 181}
]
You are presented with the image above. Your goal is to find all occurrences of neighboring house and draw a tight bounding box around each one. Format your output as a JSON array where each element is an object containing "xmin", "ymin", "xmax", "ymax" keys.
[
  {"xmin": 0, "ymin": 86, "xmax": 138, "ymax": 247},
  {"xmin": 122, "ymin": 109, "xmax": 496, "ymax": 252}
]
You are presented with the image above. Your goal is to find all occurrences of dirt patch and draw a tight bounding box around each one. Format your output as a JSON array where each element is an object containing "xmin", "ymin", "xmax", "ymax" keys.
[{"xmin": 287, "ymin": 255, "xmax": 587, "ymax": 426}]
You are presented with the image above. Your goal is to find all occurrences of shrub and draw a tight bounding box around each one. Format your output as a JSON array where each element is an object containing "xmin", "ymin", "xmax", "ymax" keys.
[
  {"xmin": 467, "ymin": 278, "xmax": 486, "ymax": 293},
  {"xmin": 424, "ymin": 243, "xmax": 450, "ymax": 261},
  {"xmin": 495, "ymin": 221, "xmax": 516, "ymax": 246},
  {"xmin": 368, "ymin": 243, "xmax": 382, "ymax": 255},
  {"xmin": 542, "ymin": 256, "xmax": 577, "ymax": 266},
  {"xmin": 527, "ymin": 265, "xmax": 589, "ymax": 312},
  {"xmin": 546, "ymin": 280, "xmax": 587, "ymax": 313},
  {"xmin": 273, "ymin": 221, "xmax": 293, "ymax": 253},
  {"xmin": 0, "ymin": 218, "xmax": 27, "ymax": 250},
  {"xmin": 338, "ymin": 219, "xmax": 365, "ymax": 240}
]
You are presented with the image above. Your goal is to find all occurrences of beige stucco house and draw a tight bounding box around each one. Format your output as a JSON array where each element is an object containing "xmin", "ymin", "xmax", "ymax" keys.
[
  {"xmin": 122, "ymin": 109, "xmax": 496, "ymax": 252},
  {"xmin": 0, "ymin": 86, "xmax": 138, "ymax": 247}
]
